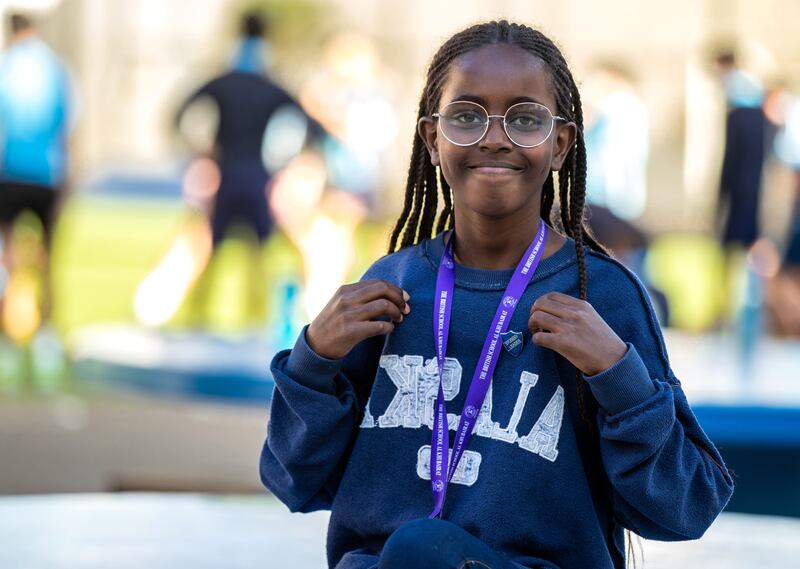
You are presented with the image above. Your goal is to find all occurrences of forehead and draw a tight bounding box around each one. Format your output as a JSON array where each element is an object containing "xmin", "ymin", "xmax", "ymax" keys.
[{"xmin": 439, "ymin": 43, "xmax": 556, "ymax": 111}]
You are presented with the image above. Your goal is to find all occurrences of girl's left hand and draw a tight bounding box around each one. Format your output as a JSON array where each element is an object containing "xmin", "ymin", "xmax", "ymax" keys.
[{"xmin": 528, "ymin": 291, "xmax": 628, "ymax": 376}]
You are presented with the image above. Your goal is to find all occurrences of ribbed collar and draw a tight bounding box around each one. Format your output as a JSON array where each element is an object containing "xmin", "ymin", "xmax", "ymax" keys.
[{"xmin": 423, "ymin": 229, "xmax": 578, "ymax": 291}]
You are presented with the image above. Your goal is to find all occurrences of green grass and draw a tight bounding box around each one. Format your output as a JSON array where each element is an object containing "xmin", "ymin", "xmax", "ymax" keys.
[{"xmin": 48, "ymin": 195, "xmax": 389, "ymax": 336}]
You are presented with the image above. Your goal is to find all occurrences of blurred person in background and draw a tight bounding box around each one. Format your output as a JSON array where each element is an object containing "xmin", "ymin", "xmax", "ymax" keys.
[
  {"xmin": 297, "ymin": 31, "xmax": 399, "ymax": 211},
  {"xmin": 713, "ymin": 49, "xmax": 768, "ymax": 335},
  {"xmin": 175, "ymin": 10, "xmax": 310, "ymax": 250},
  {"xmin": 715, "ymin": 49, "xmax": 766, "ymax": 250},
  {"xmin": 585, "ymin": 204, "xmax": 670, "ymax": 326},
  {"xmin": 581, "ymin": 64, "xmax": 668, "ymax": 322},
  {"xmin": 765, "ymin": 89, "xmax": 800, "ymax": 336},
  {"xmin": 583, "ymin": 62, "xmax": 649, "ymax": 221},
  {"xmin": 174, "ymin": 10, "xmax": 321, "ymax": 328},
  {"xmin": 0, "ymin": 13, "xmax": 72, "ymax": 342}
]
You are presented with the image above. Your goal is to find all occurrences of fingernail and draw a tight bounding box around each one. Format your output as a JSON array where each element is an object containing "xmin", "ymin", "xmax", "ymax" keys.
[
  {"xmin": 403, "ymin": 303, "xmax": 411, "ymax": 314},
  {"xmin": 403, "ymin": 290, "xmax": 410, "ymax": 301}
]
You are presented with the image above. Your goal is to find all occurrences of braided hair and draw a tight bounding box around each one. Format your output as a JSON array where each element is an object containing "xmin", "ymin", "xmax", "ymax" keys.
[
  {"xmin": 388, "ymin": 20, "xmax": 639, "ymax": 566},
  {"xmin": 390, "ymin": 20, "xmax": 608, "ymax": 261},
  {"xmin": 390, "ymin": 19, "xmax": 611, "ymax": 414}
]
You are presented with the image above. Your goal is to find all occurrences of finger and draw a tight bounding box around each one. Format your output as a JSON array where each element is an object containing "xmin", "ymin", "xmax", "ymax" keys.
[
  {"xmin": 530, "ymin": 330, "xmax": 558, "ymax": 349},
  {"xmin": 352, "ymin": 279, "xmax": 409, "ymax": 311},
  {"xmin": 540, "ymin": 291, "xmax": 581, "ymax": 307},
  {"xmin": 529, "ymin": 310, "xmax": 565, "ymax": 334},
  {"xmin": 530, "ymin": 295, "xmax": 574, "ymax": 319},
  {"xmin": 350, "ymin": 319, "xmax": 396, "ymax": 342},
  {"xmin": 352, "ymin": 298, "xmax": 405, "ymax": 323}
]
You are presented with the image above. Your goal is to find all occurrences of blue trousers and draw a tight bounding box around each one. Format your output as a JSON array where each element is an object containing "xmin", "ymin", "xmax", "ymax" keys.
[{"xmin": 377, "ymin": 518, "xmax": 544, "ymax": 569}]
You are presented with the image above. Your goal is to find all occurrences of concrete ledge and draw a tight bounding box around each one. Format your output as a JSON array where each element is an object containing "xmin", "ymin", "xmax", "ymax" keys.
[{"xmin": 0, "ymin": 493, "xmax": 797, "ymax": 569}]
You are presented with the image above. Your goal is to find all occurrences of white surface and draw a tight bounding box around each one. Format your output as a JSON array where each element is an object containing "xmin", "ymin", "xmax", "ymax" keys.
[
  {"xmin": 662, "ymin": 329, "xmax": 800, "ymax": 406},
  {"xmin": 0, "ymin": 493, "xmax": 798, "ymax": 569}
]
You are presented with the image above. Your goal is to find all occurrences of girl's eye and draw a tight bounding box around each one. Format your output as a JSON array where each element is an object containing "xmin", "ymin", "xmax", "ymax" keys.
[
  {"xmin": 452, "ymin": 111, "xmax": 485, "ymax": 125},
  {"xmin": 508, "ymin": 113, "xmax": 543, "ymax": 130}
]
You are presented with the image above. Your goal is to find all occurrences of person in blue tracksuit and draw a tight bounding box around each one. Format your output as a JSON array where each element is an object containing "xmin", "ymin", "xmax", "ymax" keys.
[{"xmin": 260, "ymin": 20, "xmax": 733, "ymax": 569}]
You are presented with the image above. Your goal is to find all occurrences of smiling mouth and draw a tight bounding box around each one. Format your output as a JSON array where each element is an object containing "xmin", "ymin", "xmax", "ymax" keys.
[{"xmin": 468, "ymin": 163, "xmax": 524, "ymax": 175}]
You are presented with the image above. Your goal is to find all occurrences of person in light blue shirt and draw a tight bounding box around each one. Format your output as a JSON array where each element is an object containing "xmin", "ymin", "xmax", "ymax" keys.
[
  {"xmin": 0, "ymin": 13, "xmax": 72, "ymax": 331},
  {"xmin": 0, "ymin": 13, "xmax": 71, "ymax": 217}
]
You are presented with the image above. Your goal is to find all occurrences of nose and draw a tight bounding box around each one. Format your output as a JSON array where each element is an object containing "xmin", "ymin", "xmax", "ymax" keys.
[{"xmin": 479, "ymin": 115, "xmax": 513, "ymax": 151}]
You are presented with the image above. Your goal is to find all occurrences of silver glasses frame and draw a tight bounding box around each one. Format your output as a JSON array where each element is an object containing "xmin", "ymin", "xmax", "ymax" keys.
[{"xmin": 432, "ymin": 100, "xmax": 567, "ymax": 148}]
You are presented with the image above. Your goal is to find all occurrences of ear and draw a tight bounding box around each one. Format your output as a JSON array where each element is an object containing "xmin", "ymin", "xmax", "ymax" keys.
[
  {"xmin": 550, "ymin": 121, "xmax": 577, "ymax": 172},
  {"xmin": 417, "ymin": 116, "xmax": 440, "ymax": 167}
]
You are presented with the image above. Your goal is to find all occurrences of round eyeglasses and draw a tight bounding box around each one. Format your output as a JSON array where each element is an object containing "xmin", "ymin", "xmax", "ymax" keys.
[{"xmin": 432, "ymin": 100, "xmax": 566, "ymax": 148}]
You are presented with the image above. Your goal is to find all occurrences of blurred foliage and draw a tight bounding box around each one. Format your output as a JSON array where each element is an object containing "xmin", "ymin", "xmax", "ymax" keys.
[
  {"xmin": 645, "ymin": 233, "xmax": 728, "ymax": 332},
  {"xmin": 47, "ymin": 191, "xmax": 393, "ymax": 338},
  {"xmin": 50, "ymin": 197, "xmax": 186, "ymax": 335},
  {"xmin": 350, "ymin": 219, "xmax": 392, "ymax": 281},
  {"xmin": 2, "ymin": 213, "xmax": 46, "ymax": 343}
]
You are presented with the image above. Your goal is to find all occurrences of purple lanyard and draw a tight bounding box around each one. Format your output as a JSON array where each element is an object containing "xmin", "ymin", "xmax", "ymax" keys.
[{"xmin": 429, "ymin": 220, "xmax": 548, "ymax": 518}]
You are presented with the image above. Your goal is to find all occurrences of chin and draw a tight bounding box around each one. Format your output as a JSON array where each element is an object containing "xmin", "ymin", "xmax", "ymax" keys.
[{"xmin": 467, "ymin": 196, "xmax": 525, "ymax": 219}]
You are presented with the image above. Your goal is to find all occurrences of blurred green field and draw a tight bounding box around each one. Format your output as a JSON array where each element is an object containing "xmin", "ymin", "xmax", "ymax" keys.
[
  {"xmin": 48, "ymin": 194, "xmax": 389, "ymax": 337},
  {"xmin": 18, "ymin": 189, "xmax": 739, "ymax": 339}
]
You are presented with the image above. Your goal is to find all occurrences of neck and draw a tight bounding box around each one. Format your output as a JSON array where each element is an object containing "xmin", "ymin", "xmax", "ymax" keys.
[
  {"xmin": 11, "ymin": 30, "xmax": 35, "ymax": 44},
  {"xmin": 451, "ymin": 207, "xmax": 563, "ymax": 270}
]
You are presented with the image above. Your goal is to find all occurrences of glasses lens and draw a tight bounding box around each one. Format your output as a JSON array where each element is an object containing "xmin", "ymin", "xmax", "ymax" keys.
[
  {"xmin": 439, "ymin": 102, "xmax": 488, "ymax": 145},
  {"xmin": 504, "ymin": 103, "xmax": 553, "ymax": 147}
]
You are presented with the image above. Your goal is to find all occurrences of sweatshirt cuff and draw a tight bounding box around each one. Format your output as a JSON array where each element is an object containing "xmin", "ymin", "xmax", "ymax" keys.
[
  {"xmin": 582, "ymin": 343, "xmax": 658, "ymax": 415},
  {"xmin": 284, "ymin": 325, "xmax": 343, "ymax": 393}
]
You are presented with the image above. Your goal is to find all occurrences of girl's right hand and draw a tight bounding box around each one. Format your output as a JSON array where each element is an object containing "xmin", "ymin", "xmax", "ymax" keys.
[{"xmin": 306, "ymin": 279, "xmax": 411, "ymax": 360}]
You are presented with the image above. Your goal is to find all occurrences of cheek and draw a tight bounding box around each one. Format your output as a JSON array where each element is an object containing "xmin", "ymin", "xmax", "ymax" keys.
[
  {"xmin": 527, "ymin": 146, "xmax": 555, "ymax": 179},
  {"xmin": 437, "ymin": 149, "xmax": 467, "ymax": 186}
]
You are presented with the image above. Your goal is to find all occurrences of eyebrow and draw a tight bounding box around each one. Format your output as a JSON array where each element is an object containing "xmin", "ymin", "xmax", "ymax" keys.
[{"xmin": 448, "ymin": 94, "xmax": 548, "ymax": 107}]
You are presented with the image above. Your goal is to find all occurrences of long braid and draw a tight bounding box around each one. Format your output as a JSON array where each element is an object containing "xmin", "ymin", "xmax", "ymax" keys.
[
  {"xmin": 402, "ymin": 164, "xmax": 426, "ymax": 246},
  {"xmin": 558, "ymin": 166, "xmax": 571, "ymax": 235},
  {"xmin": 418, "ymin": 163, "xmax": 439, "ymax": 241},
  {"xmin": 541, "ymin": 172, "xmax": 555, "ymax": 230},
  {"xmin": 389, "ymin": 132, "xmax": 426, "ymax": 251},
  {"xmin": 568, "ymin": 128, "xmax": 595, "ymax": 433},
  {"xmin": 436, "ymin": 169, "xmax": 454, "ymax": 234}
]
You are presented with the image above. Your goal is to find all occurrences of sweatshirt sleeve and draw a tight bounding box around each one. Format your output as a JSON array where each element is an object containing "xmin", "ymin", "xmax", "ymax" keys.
[
  {"xmin": 582, "ymin": 265, "xmax": 734, "ymax": 541},
  {"xmin": 259, "ymin": 324, "xmax": 383, "ymax": 513}
]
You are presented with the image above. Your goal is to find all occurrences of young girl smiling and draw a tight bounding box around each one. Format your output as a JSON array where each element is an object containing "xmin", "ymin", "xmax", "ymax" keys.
[{"xmin": 260, "ymin": 20, "xmax": 733, "ymax": 569}]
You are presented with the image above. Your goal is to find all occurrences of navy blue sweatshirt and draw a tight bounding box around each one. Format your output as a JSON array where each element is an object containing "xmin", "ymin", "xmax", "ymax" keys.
[{"xmin": 260, "ymin": 232, "xmax": 734, "ymax": 569}]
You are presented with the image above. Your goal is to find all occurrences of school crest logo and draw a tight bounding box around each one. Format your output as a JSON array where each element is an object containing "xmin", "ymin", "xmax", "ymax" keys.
[
  {"xmin": 501, "ymin": 330, "xmax": 524, "ymax": 357},
  {"xmin": 464, "ymin": 405, "xmax": 478, "ymax": 419},
  {"xmin": 502, "ymin": 296, "xmax": 518, "ymax": 308},
  {"xmin": 433, "ymin": 480, "xmax": 444, "ymax": 492},
  {"xmin": 443, "ymin": 257, "xmax": 454, "ymax": 269}
]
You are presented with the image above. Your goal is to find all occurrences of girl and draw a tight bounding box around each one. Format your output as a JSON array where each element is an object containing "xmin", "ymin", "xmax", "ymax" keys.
[{"xmin": 260, "ymin": 20, "xmax": 733, "ymax": 569}]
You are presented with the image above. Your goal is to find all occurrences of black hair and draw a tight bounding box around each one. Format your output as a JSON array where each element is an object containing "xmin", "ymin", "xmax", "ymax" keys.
[
  {"xmin": 387, "ymin": 20, "xmax": 639, "ymax": 565},
  {"xmin": 390, "ymin": 19, "xmax": 610, "ymax": 415},
  {"xmin": 715, "ymin": 51, "xmax": 737, "ymax": 69},
  {"xmin": 10, "ymin": 14, "xmax": 33, "ymax": 34},
  {"xmin": 241, "ymin": 11, "xmax": 267, "ymax": 38}
]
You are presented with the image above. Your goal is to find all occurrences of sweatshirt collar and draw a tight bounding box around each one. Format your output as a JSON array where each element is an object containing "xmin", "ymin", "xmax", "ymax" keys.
[{"xmin": 424, "ymin": 229, "xmax": 577, "ymax": 291}]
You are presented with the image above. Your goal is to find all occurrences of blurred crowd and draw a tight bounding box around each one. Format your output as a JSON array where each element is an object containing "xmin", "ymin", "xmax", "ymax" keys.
[{"xmin": 1, "ymin": 5, "xmax": 800, "ymax": 394}]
